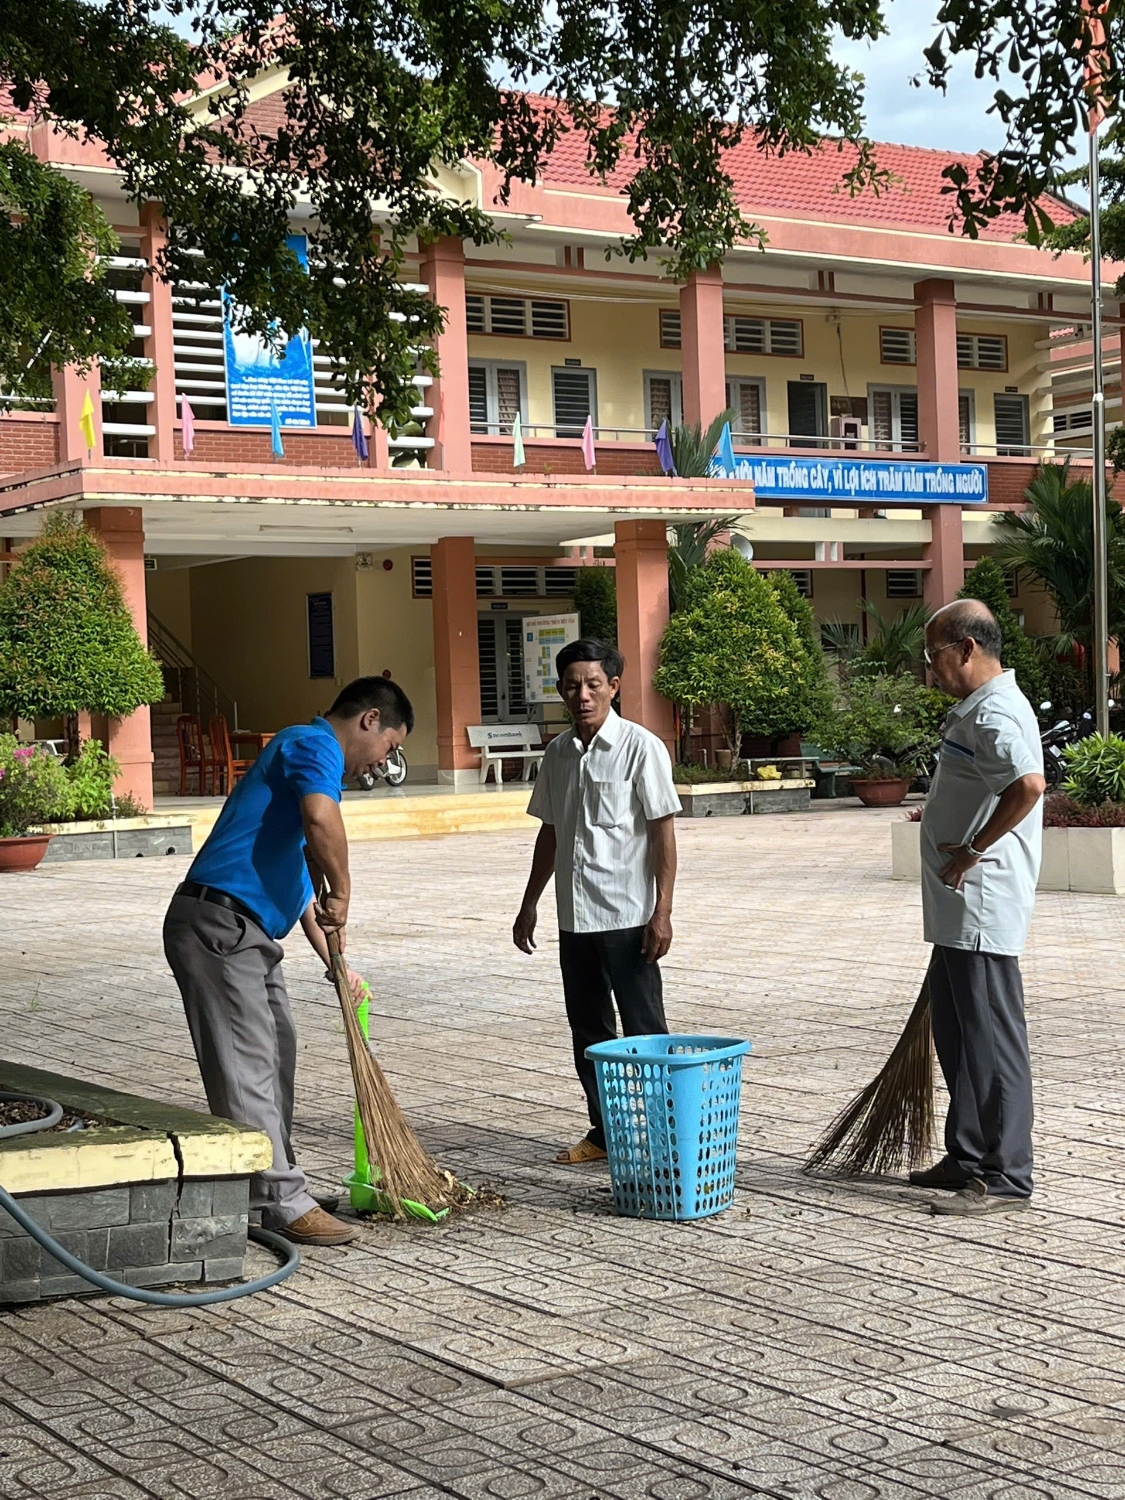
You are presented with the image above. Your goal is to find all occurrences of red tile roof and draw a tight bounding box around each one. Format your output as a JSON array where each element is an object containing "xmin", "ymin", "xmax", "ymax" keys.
[{"xmin": 537, "ymin": 120, "xmax": 1074, "ymax": 241}]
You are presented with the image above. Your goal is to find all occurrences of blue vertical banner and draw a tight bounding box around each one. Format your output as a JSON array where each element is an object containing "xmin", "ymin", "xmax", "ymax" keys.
[{"xmin": 223, "ymin": 234, "xmax": 317, "ymax": 428}]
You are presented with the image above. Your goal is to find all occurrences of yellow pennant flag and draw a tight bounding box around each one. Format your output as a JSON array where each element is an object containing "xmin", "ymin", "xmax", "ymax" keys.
[{"xmin": 78, "ymin": 391, "xmax": 96, "ymax": 452}]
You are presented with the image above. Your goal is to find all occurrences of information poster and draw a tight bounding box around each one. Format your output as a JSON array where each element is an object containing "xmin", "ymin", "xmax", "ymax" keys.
[
  {"xmin": 524, "ymin": 612, "xmax": 580, "ymax": 704},
  {"xmin": 223, "ymin": 233, "xmax": 317, "ymax": 428}
]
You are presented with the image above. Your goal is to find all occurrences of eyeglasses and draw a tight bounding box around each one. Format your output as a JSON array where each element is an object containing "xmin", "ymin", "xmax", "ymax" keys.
[{"xmin": 923, "ymin": 638, "xmax": 966, "ymax": 667}]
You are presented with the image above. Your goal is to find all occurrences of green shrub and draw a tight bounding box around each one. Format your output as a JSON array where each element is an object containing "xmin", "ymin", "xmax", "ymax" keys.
[
  {"xmin": 654, "ymin": 547, "xmax": 820, "ymax": 758},
  {"xmin": 66, "ymin": 739, "xmax": 121, "ymax": 819},
  {"xmin": 1061, "ymin": 733, "xmax": 1125, "ymax": 808},
  {"xmin": 958, "ymin": 557, "xmax": 1046, "ymax": 705},
  {"xmin": 0, "ymin": 737, "xmax": 74, "ymax": 836},
  {"xmin": 815, "ymin": 671, "xmax": 940, "ymax": 779},
  {"xmin": 0, "ymin": 511, "xmax": 165, "ymax": 724},
  {"xmin": 572, "ymin": 567, "xmax": 617, "ymax": 646}
]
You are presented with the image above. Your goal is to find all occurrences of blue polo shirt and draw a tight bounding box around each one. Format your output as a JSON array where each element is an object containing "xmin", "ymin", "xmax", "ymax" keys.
[{"xmin": 187, "ymin": 717, "xmax": 345, "ymax": 938}]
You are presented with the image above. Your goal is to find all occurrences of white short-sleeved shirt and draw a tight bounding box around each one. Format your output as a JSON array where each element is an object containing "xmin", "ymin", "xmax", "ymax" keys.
[
  {"xmin": 921, "ymin": 670, "xmax": 1044, "ymax": 956},
  {"xmin": 527, "ymin": 709, "xmax": 682, "ymax": 933}
]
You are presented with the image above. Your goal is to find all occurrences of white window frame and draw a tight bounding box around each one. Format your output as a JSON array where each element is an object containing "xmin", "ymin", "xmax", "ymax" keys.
[
  {"xmin": 466, "ymin": 293, "xmax": 570, "ymax": 341},
  {"xmin": 868, "ymin": 384, "xmax": 919, "ymax": 452},
  {"xmin": 643, "ymin": 371, "xmax": 683, "ymax": 434},
  {"xmin": 957, "ymin": 332, "xmax": 1008, "ymax": 371},
  {"xmin": 467, "ymin": 359, "xmax": 527, "ymax": 436},
  {"xmin": 958, "ymin": 388, "xmax": 976, "ymax": 451},
  {"xmin": 879, "ymin": 327, "xmax": 917, "ymax": 366},
  {"xmin": 725, "ymin": 376, "xmax": 767, "ymax": 443}
]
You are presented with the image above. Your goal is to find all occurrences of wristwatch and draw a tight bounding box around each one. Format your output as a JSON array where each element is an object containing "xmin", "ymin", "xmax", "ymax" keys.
[{"xmin": 966, "ymin": 838, "xmax": 986, "ymax": 859}]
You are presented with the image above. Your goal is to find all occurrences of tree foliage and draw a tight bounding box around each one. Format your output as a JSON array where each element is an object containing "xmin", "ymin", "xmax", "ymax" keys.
[
  {"xmin": 0, "ymin": 0, "xmax": 893, "ymax": 415},
  {"xmin": 572, "ymin": 567, "xmax": 617, "ymax": 647},
  {"xmin": 922, "ymin": 2, "xmax": 1116, "ymax": 240},
  {"xmin": 815, "ymin": 671, "xmax": 940, "ymax": 778},
  {"xmin": 654, "ymin": 548, "xmax": 821, "ymax": 757},
  {"xmin": 958, "ymin": 556, "xmax": 1047, "ymax": 706},
  {"xmin": 766, "ymin": 569, "xmax": 834, "ymax": 725},
  {"xmin": 991, "ymin": 460, "xmax": 1125, "ymax": 697},
  {"xmin": 0, "ymin": 511, "xmax": 166, "ymax": 720}
]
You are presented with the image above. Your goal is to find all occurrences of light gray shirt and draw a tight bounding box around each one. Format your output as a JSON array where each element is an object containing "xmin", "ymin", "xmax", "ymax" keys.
[
  {"xmin": 921, "ymin": 670, "xmax": 1043, "ymax": 956},
  {"xmin": 527, "ymin": 709, "xmax": 682, "ymax": 934}
]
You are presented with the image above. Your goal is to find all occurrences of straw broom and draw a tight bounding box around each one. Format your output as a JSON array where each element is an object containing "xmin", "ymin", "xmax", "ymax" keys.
[
  {"xmin": 802, "ymin": 975, "xmax": 935, "ymax": 1177},
  {"xmin": 324, "ymin": 926, "xmax": 465, "ymax": 1216}
]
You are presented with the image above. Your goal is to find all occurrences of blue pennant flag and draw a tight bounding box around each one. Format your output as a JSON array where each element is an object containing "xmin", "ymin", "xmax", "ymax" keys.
[
  {"xmin": 351, "ymin": 407, "xmax": 369, "ymax": 462},
  {"xmin": 711, "ymin": 421, "xmax": 737, "ymax": 478},
  {"xmin": 270, "ymin": 398, "xmax": 285, "ymax": 459},
  {"xmin": 654, "ymin": 419, "xmax": 676, "ymax": 476}
]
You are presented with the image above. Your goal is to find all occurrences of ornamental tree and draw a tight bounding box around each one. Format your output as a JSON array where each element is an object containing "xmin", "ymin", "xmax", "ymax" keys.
[
  {"xmin": 958, "ymin": 556, "xmax": 1047, "ymax": 706},
  {"xmin": 0, "ymin": 512, "xmax": 165, "ymax": 739},
  {"xmin": 654, "ymin": 548, "xmax": 820, "ymax": 761}
]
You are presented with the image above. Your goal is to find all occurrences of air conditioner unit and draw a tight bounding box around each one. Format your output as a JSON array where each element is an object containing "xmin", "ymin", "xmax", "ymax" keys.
[{"xmin": 830, "ymin": 416, "xmax": 863, "ymax": 448}]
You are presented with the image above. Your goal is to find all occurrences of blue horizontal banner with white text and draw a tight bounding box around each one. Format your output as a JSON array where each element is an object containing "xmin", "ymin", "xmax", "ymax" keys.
[{"xmin": 708, "ymin": 454, "xmax": 989, "ymax": 504}]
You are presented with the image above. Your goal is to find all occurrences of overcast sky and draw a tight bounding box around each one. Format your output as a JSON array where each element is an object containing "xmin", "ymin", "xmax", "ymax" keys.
[{"xmin": 836, "ymin": 0, "xmax": 1008, "ymax": 156}]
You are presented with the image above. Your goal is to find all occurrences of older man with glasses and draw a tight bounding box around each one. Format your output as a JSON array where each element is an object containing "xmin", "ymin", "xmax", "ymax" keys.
[{"xmin": 914, "ymin": 598, "xmax": 1046, "ymax": 1216}]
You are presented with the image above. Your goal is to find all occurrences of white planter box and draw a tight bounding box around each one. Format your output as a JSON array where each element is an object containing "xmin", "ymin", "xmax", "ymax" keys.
[{"xmin": 891, "ymin": 820, "xmax": 1125, "ymax": 895}]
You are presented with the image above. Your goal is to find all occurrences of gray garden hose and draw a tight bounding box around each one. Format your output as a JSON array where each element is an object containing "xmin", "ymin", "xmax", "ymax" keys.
[{"xmin": 0, "ymin": 1090, "xmax": 300, "ymax": 1306}]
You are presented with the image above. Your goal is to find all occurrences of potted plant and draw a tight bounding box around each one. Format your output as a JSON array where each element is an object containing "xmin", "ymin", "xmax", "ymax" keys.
[
  {"xmin": 816, "ymin": 672, "xmax": 938, "ymax": 808},
  {"xmin": 0, "ymin": 737, "xmax": 74, "ymax": 871}
]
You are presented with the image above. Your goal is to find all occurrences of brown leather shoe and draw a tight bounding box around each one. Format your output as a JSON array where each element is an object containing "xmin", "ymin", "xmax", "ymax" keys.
[{"xmin": 275, "ymin": 1207, "xmax": 357, "ymax": 1245}]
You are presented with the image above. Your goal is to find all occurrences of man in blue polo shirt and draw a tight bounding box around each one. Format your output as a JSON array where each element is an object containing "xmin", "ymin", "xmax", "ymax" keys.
[{"xmin": 164, "ymin": 676, "xmax": 413, "ymax": 1246}]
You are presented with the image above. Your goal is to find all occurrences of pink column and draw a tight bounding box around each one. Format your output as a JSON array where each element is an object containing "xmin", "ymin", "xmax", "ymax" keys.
[
  {"xmin": 614, "ymin": 519, "xmax": 674, "ymax": 753},
  {"xmin": 923, "ymin": 504, "xmax": 965, "ymax": 613},
  {"xmin": 84, "ymin": 507, "xmax": 155, "ymax": 809},
  {"xmin": 139, "ymin": 203, "xmax": 177, "ymax": 462},
  {"xmin": 419, "ymin": 238, "xmax": 472, "ymax": 473},
  {"xmin": 679, "ymin": 264, "xmax": 727, "ymax": 428},
  {"xmin": 52, "ymin": 364, "xmax": 102, "ymax": 463},
  {"xmin": 914, "ymin": 278, "xmax": 960, "ymax": 462},
  {"xmin": 431, "ymin": 535, "xmax": 481, "ymax": 785}
]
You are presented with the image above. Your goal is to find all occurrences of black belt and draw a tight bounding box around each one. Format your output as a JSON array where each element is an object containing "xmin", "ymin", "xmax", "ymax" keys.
[{"xmin": 179, "ymin": 881, "xmax": 264, "ymax": 929}]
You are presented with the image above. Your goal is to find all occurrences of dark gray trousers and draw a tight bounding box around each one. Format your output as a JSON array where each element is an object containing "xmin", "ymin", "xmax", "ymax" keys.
[
  {"xmin": 928, "ymin": 944, "xmax": 1034, "ymax": 1199},
  {"xmin": 558, "ymin": 926, "xmax": 668, "ymax": 1149},
  {"xmin": 163, "ymin": 890, "xmax": 317, "ymax": 1228}
]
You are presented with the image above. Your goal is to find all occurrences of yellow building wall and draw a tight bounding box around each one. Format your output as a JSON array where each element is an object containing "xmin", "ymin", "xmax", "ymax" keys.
[
  {"xmin": 146, "ymin": 565, "xmax": 193, "ymax": 649},
  {"xmin": 187, "ymin": 556, "xmax": 360, "ymax": 734},
  {"xmin": 467, "ymin": 295, "xmax": 1048, "ymax": 449},
  {"xmin": 355, "ymin": 548, "xmax": 439, "ymax": 777}
]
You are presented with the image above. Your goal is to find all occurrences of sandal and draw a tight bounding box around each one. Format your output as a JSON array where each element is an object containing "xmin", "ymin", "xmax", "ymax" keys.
[{"xmin": 555, "ymin": 1139, "xmax": 608, "ymax": 1164}]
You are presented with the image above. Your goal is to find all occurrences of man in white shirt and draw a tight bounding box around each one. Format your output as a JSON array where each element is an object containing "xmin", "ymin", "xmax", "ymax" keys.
[
  {"xmin": 914, "ymin": 599, "xmax": 1046, "ymax": 1216},
  {"xmin": 513, "ymin": 638, "xmax": 682, "ymax": 1164}
]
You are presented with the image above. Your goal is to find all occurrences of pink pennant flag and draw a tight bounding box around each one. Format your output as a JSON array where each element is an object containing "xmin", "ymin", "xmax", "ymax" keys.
[
  {"xmin": 581, "ymin": 414, "xmax": 595, "ymax": 471},
  {"xmin": 180, "ymin": 395, "xmax": 195, "ymax": 456}
]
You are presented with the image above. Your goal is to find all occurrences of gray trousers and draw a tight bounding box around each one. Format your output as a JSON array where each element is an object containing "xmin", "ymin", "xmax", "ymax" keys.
[
  {"xmin": 163, "ymin": 890, "xmax": 317, "ymax": 1227},
  {"xmin": 928, "ymin": 944, "xmax": 1034, "ymax": 1199}
]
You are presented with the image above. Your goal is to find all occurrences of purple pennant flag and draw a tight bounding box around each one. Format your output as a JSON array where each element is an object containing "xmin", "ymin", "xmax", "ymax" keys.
[
  {"xmin": 351, "ymin": 407, "xmax": 369, "ymax": 463},
  {"xmin": 654, "ymin": 419, "xmax": 676, "ymax": 476}
]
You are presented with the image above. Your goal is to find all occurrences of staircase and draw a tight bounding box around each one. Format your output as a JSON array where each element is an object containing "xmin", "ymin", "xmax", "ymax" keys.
[{"xmin": 148, "ymin": 615, "xmax": 239, "ymax": 798}]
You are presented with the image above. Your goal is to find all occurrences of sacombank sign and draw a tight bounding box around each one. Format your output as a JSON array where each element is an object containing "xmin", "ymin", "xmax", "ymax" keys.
[{"xmin": 708, "ymin": 454, "xmax": 989, "ymax": 504}]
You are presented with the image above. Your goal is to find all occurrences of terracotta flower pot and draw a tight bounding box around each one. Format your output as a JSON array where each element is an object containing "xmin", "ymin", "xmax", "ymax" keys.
[
  {"xmin": 0, "ymin": 835, "xmax": 52, "ymax": 872},
  {"xmin": 850, "ymin": 778, "xmax": 913, "ymax": 808}
]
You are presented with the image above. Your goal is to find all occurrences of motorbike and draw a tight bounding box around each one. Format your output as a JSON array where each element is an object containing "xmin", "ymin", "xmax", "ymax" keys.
[
  {"xmin": 355, "ymin": 745, "xmax": 408, "ymax": 791},
  {"xmin": 1038, "ymin": 701, "xmax": 1113, "ymax": 788}
]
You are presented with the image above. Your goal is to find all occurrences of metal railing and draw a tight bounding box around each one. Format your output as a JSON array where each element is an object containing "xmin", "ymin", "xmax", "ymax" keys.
[{"xmin": 148, "ymin": 613, "xmax": 239, "ymax": 730}]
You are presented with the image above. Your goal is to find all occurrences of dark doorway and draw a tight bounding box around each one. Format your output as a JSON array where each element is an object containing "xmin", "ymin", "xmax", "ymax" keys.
[{"xmin": 787, "ymin": 381, "xmax": 827, "ymax": 447}]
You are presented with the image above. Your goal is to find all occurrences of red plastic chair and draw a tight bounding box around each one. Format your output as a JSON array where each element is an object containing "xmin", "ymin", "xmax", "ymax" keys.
[
  {"xmin": 176, "ymin": 714, "xmax": 207, "ymax": 796},
  {"xmin": 207, "ymin": 715, "xmax": 253, "ymax": 796}
]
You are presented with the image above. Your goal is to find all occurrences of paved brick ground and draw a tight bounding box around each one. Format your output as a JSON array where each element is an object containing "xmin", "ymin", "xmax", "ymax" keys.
[{"xmin": 1, "ymin": 808, "xmax": 1123, "ymax": 1499}]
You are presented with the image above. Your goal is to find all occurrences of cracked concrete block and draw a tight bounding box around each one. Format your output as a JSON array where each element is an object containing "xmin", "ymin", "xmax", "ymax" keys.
[{"xmin": 177, "ymin": 1180, "xmax": 214, "ymax": 1218}]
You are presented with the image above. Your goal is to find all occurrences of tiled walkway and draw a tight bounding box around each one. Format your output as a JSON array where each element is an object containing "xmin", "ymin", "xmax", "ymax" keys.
[{"xmin": 1, "ymin": 809, "xmax": 1123, "ymax": 1499}]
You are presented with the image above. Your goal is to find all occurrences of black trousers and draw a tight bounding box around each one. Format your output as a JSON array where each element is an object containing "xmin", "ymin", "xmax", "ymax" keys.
[
  {"xmin": 557, "ymin": 926, "xmax": 668, "ymax": 1148},
  {"xmin": 928, "ymin": 944, "xmax": 1034, "ymax": 1199}
]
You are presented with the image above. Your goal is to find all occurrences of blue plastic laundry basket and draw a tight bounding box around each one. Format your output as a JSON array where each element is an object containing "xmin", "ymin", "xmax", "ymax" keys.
[{"xmin": 585, "ymin": 1034, "xmax": 751, "ymax": 1221}]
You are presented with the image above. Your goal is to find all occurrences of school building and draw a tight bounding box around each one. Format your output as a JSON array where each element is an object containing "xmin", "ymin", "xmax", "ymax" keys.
[{"xmin": 1, "ymin": 83, "xmax": 1120, "ymax": 805}]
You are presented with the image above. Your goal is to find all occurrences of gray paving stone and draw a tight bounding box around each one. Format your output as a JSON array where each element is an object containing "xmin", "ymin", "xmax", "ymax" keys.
[{"xmin": 2, "ymin": 815, "xmax": 1125, "ymax": 1498}]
